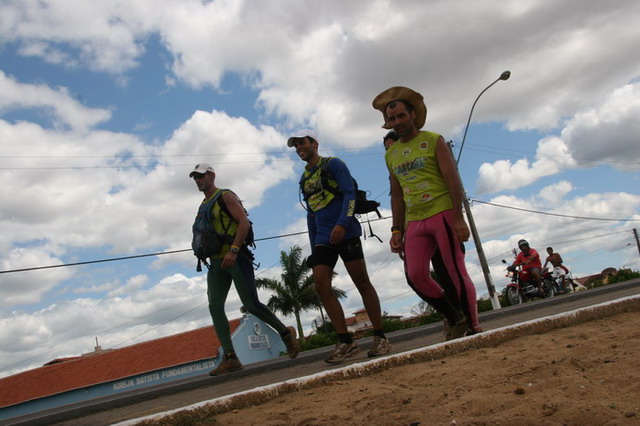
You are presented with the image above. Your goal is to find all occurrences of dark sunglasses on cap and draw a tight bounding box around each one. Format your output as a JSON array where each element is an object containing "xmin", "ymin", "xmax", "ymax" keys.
[{"xmin": 192, "ymin": 173, "xmax": 207, "ymax": 180}]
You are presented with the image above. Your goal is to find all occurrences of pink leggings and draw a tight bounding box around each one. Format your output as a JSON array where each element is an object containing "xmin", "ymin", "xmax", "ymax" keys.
[{"xmin": 404, "ymin": 210, "xmax": 480, "ymax": 330}]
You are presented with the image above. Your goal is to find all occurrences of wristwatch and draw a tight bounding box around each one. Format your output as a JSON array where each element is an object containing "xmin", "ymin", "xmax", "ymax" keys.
[{"xmin": 230, "ymin": 246, "xmax": 240, "ymax": 254}]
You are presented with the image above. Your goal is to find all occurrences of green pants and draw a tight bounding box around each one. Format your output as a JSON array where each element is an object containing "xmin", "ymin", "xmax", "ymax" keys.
[{"xmin": 207, "ymin": 252, "xmax": 287, "ymax": 354}]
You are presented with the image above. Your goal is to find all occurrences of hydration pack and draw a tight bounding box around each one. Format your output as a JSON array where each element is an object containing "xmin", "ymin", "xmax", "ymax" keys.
[
  {"xmin": 299, "ymin": 157, "xmax": 381, "ymax": 218},
  {"xmin": 191, "ymin": 189, "xmax": 255, "ymax": 272}
]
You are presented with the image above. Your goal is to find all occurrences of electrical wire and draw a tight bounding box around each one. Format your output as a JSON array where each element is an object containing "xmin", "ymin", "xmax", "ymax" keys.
[{"xmin": 472, "ymin": 199, "xmax": 640, "ymax": 222}]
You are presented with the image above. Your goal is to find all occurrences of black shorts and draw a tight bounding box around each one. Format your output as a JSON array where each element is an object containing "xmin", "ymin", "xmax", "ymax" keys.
[{"xmin": 307, "ymin": 237, "xmax": 364, "ymax": 269}]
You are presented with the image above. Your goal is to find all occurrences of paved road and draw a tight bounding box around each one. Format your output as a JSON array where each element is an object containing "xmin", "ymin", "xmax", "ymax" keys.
[{"xmin": 10, "ymin": 279, "xmax": 640, "ymax": 426}]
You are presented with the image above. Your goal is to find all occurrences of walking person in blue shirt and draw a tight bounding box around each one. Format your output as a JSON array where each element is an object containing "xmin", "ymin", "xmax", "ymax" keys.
[{"xmin": 288, "ymin": 132, "xmax": 391, "ymax": 363}]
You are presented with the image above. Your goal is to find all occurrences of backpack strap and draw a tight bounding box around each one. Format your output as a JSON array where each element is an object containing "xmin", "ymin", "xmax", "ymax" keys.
[
  {"xmin": 298, "ymin": 156, "xmax": 335, "ymax": 210},
  {"xmin": 195, "ymin": 190, "xmax": 226, "ymax": 272},
  {"xmin": 214, "ymin": 189, "xmax": 233, "ymax": 234},
  {"xmin": 216, "ymin": 190, "xmax": 256, "ymax": 251},
  {"xmin": 319, "ymin": 157, "xmax": 342, "ymax": 197}
]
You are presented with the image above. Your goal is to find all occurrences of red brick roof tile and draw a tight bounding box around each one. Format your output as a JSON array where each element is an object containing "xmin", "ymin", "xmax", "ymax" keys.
[{"xmin": 0, "ymin": 319, "xmax": 241, "ymax": 408}]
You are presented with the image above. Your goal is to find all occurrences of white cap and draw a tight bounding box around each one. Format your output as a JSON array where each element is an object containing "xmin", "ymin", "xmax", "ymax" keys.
[
  {"xmin": 287, "ymin": 129, "xmax": 318, "ymax": 147},
  {"xmin": 189, "ymin": 163, "xmax": 214, "ymax": 177}
]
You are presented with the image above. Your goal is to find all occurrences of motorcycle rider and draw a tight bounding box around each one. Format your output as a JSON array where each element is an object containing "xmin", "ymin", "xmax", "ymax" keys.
[
  {"xmin": 511, "ymin": 240, "xmax": 543, "ymax": 295},
  {"xmin": 543, "ymin": 247, "xmax": 569, "ymax": 293}
]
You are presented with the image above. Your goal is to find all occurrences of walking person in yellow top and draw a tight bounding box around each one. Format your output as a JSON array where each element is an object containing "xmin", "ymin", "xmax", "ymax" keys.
[
  {"xmin": 373, "ymin": 87, "xmax": 481, "ymax": 339},
  {"xmin": 189, "ymin": 163, "xmax": 299, "ymax": 375}
]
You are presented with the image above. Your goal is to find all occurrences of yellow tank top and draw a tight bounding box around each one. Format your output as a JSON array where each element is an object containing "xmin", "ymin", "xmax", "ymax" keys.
[{"xmin": 385, "ymin": 131, "xmax": 453, "ymax": 221}]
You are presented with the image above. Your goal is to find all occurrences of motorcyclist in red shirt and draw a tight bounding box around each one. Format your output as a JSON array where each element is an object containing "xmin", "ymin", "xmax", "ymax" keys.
[{"xmin": 511, "ymin": 239, "xmax": 543, "ymax": 295}]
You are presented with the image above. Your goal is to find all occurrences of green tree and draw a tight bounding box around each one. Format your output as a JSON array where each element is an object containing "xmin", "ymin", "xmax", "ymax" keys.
[{"xmin": 255, "ymin": 246, "xmax": 318, "ymax": 339}]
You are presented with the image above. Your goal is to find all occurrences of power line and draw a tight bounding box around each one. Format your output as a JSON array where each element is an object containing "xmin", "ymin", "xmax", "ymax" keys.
[
  {"xmin": 472, "ymin": 199, "xmax": 640, "ymax": 222},
  {"xmin": 0, "ymin": 218, "xmax": 391, "ymax": 275},
  {"xmin": 0, "ymin": 146, "xmax": 384, "ymax": 160},
  {"xmin": 0, "ymin": 149, "xmax": 387, "ymax": 170},
  {"xmin": 3, "ymin": 195, "xmax": 636, "ymax": 275}
]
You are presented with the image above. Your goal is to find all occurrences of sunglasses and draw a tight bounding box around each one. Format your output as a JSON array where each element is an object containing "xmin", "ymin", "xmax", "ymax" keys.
[{"xmin": 192, "ymin": 173, "xmax": 207, "ymax": 180}]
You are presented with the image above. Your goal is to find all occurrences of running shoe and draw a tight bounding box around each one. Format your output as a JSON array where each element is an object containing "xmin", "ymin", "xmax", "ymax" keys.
[
  {"xmin": 367, "ymin": 336, "xmax": 391, "ymax": 357},
  {"xmin": 209, "ymin": 353, "xmax": 243, "ymax": 376},
  {"xmin": 443, "ymin": 317, "xmax": 469, "ymax": 341},
  {"xmin": 282, "ymin": 326, "xmax": 300, "ymax": 359},
  {"xmin": 325, "ymin": 342, "xmax": 361, "ymax": 364}
]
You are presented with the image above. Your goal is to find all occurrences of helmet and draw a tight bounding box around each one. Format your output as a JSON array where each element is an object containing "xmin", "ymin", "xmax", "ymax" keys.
[{"xmin": 518, "ymin": 239, "xmax": 529, "ymax": 249}]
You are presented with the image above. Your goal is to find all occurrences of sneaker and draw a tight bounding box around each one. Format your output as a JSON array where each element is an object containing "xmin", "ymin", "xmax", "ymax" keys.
[
  {"xmin": 282, "ymin": 326, "xmax": 300, "ymax": 359},
  {"xmin": 443, "ymin": 317, "xmax": 469, "ymax": 341},
  {"xmin": 325, "ymin": 342, "xmax": 361, "ymax": 364},
  {"xmin": 367, "ymin": 336, "xmax": 391, "ymax": 358},
  {"xmin": 209, "ymin": 353, "xmax": 243, "ymax": 376},
  {"xmin": 466, "ymin": 325, "xmax": 483, "ymax": 336}
]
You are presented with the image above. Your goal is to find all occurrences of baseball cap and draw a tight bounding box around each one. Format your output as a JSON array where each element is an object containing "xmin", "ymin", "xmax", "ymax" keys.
[
  {"xmin": 287, "ymin": 129, "xmax": 318, "ymax": 147},
  {"xmin": 189, "ymin": 163, "xmax": 214, "ymax": 177}
]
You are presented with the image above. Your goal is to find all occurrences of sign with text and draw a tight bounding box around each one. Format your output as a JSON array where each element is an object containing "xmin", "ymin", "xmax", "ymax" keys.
[{"xmin": 248, "ymin": 334, "xmax": 270, "ymax": 350}]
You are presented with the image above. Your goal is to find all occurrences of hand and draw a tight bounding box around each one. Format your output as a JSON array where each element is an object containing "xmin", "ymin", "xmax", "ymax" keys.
[
  {"xmin": 221, "ymin": 251, "xmax": 237, "ymax": 269},
  {"xmin": 329, "ymin": 225, "xmax": 346, "ymax": 245},
  {"xmin": 390, "ymin": 232, "xmax": 404, "ymax": 254},
  {"xmin": 453, "ymin": 217, "xmax": 470, "ymax": 242}
]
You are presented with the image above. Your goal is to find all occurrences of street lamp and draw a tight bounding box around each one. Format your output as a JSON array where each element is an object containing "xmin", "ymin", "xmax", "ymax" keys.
[
  {"xmin": 456, "ymin": 70, "xmax": 510, "ymax": 309},
  {"xmin": 457, "ymin": 70, "xmax": 511, "ymax": 165}
]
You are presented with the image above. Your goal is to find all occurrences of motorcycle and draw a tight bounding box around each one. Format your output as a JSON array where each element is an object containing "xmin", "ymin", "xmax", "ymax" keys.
[
  {"xmin": 542, "ymin": 267, "xmax": 567, "ymax": 294},
  {"xmin": 541, "ymin": 268, "xmax": 587, "ymax": 294},
  {"xmin": 501, "ymin": 260, "xmax": 555, "ymax": 305}
]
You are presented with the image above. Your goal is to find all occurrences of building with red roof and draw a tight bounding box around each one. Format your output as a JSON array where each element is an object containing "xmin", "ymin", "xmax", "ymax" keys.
[{"xmin": 0, "ymin": 314, "xmax": 287, "ymax": 422}]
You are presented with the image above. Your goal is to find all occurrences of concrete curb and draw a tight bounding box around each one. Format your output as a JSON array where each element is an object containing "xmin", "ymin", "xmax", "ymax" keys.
[{"xmin": 119, "ymin": 294, "xmax": 640, "ymax": 425}]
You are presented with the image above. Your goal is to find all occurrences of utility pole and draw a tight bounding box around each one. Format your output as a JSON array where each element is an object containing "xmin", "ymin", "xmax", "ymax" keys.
[
  {"xmin": 453, "ymin": 70, "xmax": 511, "ymax": 310},
  {"xmin": 449, "ymin": 142, "xmax": 501, "ymax": 309}
]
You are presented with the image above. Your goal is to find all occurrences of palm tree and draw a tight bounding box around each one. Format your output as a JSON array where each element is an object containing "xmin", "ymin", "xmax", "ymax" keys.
[{"xmin": 256, "ymin": 245, "xmax": 347, "ymax": 339}]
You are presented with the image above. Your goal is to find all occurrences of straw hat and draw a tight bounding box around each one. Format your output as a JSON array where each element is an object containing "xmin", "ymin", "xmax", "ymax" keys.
[{"xmin": 372, "ymin": 86, "xmax": 427, "ymax": 130}]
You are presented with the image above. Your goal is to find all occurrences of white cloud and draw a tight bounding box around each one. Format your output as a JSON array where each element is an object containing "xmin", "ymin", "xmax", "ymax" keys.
[
  {"xmin": 0, "ymin": 273, "xmax": 209, "ymax": 377},
  {"xmin": 0, "ymin": 248, "xmax": 73, "ymax": 307},
  {"xmin": 0, "ymin": 103, "xmax": 297, "ymax": 311},
  {"xmin": 0, "ymin": 0, "xmax": 152, "ymax": 74},
  {"xmin": 3, "ymin": 1, "xmax": 638, "ymax": 143},
  {"xmin": 561, "ymin": 83, "xmax": 640, "ymax": 168},
  {"xmin": 0, "ymin": 70, "xmax": 111, "ymax": 130},
  {"xmin": 471, "ymin": 189, "xmax": 640, "ymax": 264},
  {"xmin": 475, "ymin": 81, "xmax": 640, "ymax": 194},
  {"xmin": 539, "ymin": 180, "xmax": 573, "ymax": 204}
]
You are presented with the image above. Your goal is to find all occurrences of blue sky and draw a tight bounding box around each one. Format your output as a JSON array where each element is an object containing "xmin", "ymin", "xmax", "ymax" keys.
[{"xmin": 1, "ymin": 0, "xmax": 639, "ymax": 377}]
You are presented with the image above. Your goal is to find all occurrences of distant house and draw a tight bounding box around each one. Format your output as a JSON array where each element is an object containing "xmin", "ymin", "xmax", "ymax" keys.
[
  {"xmin": 345, "ymin": 308, "xmax": 372, "ymax": 333},
  {"xmin": 574, "ymin": 267, "xmax": 618, "ymax": 287},
  {"xmin": 0, "ymin": 314, "xmax": 287, "ymax": 422}
]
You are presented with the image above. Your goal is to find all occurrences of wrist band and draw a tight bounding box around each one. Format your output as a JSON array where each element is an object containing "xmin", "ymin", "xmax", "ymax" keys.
[
  {"xmin": 230, "ymin": 245, "xmax": 240, "ymax": 249},
  {"xmin": 391, "ymin": 230, "xmax": 402, "ymax": 235}
]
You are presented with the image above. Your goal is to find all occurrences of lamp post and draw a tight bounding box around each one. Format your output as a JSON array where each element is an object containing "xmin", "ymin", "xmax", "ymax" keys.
[{"xmin": 456, "ymin": 70, "xmax": 511, "ymax": 309}]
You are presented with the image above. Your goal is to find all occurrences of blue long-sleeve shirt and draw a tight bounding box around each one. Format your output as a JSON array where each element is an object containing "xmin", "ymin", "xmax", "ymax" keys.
[{"xmin": 304, "ymin": 157, "xmax": 362, "ymax": 246}]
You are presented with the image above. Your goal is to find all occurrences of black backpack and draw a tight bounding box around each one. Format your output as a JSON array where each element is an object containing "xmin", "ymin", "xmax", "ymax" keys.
[
  {"xmin": 191, "ymin": 189, "xmax": 255, "ymax": 272},
  {"xmin": 299, "ymin": 157, "xmax": 381, "ymax": 218}
]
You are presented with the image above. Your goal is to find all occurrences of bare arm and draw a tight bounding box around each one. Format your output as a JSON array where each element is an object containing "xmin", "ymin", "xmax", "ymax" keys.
[
  {"xmin": 389, "ymin": 170, "xmax": 405, "ymax": 255},
  {"xmin": 435, "ymin": 136, "xmax": 469, "ymax": 242}
]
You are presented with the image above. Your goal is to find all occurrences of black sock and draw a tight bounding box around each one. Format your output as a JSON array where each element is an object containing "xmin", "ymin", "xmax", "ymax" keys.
[
  {"xmin": 373, "ymin": 329, "xmax": 386, "ymax": 339},
  {"xmin": 338, "ymin": 333, "xmax": 352, "ymax": 344}
]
